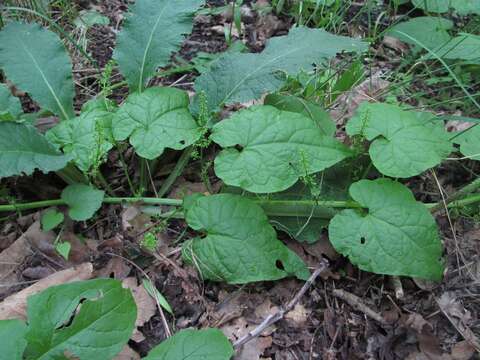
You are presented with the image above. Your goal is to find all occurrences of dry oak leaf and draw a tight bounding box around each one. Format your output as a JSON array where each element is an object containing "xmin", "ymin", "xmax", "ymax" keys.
[
  {"xmin": 0, "ymin": 262, "xmax": 93, "ymax": 320},
  {"xmin": 122, "ymin": 277, "xmax": 157, "ymax": 342}
]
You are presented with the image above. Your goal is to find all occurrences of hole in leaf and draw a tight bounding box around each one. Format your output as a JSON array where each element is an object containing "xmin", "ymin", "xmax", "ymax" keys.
[
  {"xmin": 275, "ymin": 260, "xmax": 285, "ymax": 271},
  {"xmin": 360, "ymin": 237, "xmax": 366, "ymax": 245},
  {"xmin": 234, "ymin": 144, "xmax": 244, "ymax": 152},
  {"xmin": 179, "ymin": 140, "xmax": 186, "ymax": 145}
]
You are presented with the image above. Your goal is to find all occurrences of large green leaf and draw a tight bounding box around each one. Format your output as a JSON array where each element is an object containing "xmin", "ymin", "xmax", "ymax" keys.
[
  {"xmin": 264, "ymin": 93, "xmax": 336, "ymax": 137},
  {"xmin": 428, "ymin": 33, "xmax": 480, "ymax": 64},
  {"xmin": 194, "ymin": 27, "xmax": 367, "ymax": 110},
  {"xmin": 0, "ymin": 83, "xmax": 22, "ymax": 119},
  {"xmin": 0, "ymin": 122, "xmax": 71, "ymax": 178},
  {"xmin": 453, "ymin": 125, "xmax": 480, "ymax": 161},
  {"xmin": 112, "ymin": 87, "xmax": 201, "ymax": 159},
  {"xmin": 329, "ymin": 179, "xmax": 444, "ymax": 280},
  {"xmin": 0, "ymin": 319, "xmax": 27, "ymax": 360},
  {"xmin": 24, "ymin": 279, "xmax": 136, "ymax": 360},
  {"xmin": 211, "ymin": 105, "xmax": 352, "ymax": 193},
  {"xmin": 0, "ymin": 22, "xmax": 74, "ymax": 119},
  {"xmin": 114, "ymin": 0, "xmax": 204, "ymax": 92},
  {"xmin": 47, "ymin": 105, "xmax": 114, "ymax": 172},
  {"xmin": 182, "ymin": 194, "xmax": 310, "ymax": 284},
  {"xmin": 386, "ymin": 17, "xmax": 453, "ymax": 50},
  {"xmin": 412, "ymin": 0, "xmax": 480, "ymax": 14},
  {"xmin": 144, "ymin": 329, "xmax": 233, "ymax": 360},
  {"xmin": 61, "ymin": 184, "xmax": 105, "ymax": 221},
  {"xmin": 346, "ymin": 102, "xmax": 452, "ymax": 177}
]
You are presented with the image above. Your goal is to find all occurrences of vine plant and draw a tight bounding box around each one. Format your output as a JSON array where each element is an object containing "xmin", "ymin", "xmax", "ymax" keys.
[{"xmin": 0, "ymin": 0, "xmax": 479, "ymax": 359}]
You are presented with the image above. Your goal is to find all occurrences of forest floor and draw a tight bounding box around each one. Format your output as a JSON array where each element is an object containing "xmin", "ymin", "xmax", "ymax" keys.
[{"xmin": 1, "ymin": 1, "xmax": 479, "ymax": 359}]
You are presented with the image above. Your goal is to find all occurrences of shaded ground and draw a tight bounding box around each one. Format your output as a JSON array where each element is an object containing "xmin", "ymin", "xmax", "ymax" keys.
[{"xmin": 1, "ymin": 1, "xmax": 479, "ymax": 359}]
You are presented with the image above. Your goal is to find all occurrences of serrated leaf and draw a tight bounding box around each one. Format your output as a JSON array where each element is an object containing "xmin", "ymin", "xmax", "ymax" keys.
[
  {"xmin": 387, "ymin": 17, "xmax": 453, "ymax": 50},
  {"xmin": 41, "ymin": 209, "xmax": 64, "ymax": 231},
  {"xmin": 144, "ymin": 329, "xmax": 233, "ymax": 360},
  {"xmin": 211, "ymin": 105, "xmax": 352, "ymax": 193},
  {"xmin": 47, "ymin": 105, "xmax": 114, "ymax": 172},
  {"xmin": 112, "ymin": 87, "xmax": 201, "ymax": 159},
  {"xmin": 346, "ymin": 102, "xmax": 452, "ymax": 177},
  {"xmin": 24, "ymin": 279, "xmax": 136, "ymax": 360},
  {"xmin": 0, "ymin": 122, "xmax": 71, "ymax": 178},
  {"xmin": 182, "ymin": 194, "xmax": 309, "ymax": 284},
  {"xmin": 61, "ymin": 184, "xmax": 104, "ymax": 221},
  {"xmin": 453, "ymin": 125, "xmax": 480, "ymax": 160},
  {"xmin": 264, "ymin": 93, "xmax": 336, "ymax": 137},
  {"xmin": 412, "ymin": 0, "xmax": 480, "ymax": 14},
  {"xmin": 0, "ymin": 22, "xmax": 74, "ymax": 119},
  {"xmin": 0, "ymin": 83, "xmax": 22, "ymax": 119},
  {"xmin": 328, "ymin": 179, "xmax": 444, "ymax": 280},
  {"xmin": 194, "ymin": 27, "xmax": 367, "ymax": 110},
  {"xmin": 0, "ymin": 319, "xmax": 27, "ymax": 360},
  {"xmin": 114, "ymin": 0, "xmax": 204, "ymax": 92}
]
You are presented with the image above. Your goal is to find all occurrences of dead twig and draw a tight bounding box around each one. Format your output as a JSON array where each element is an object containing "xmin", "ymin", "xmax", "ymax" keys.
[
  {"xmin": 105, "ymin": 252, "xmax": 172, "ymax": 338},
  {"xmin": 233, "ymin": 259, "xmax": 329, "ymax": 349},
  {"xmin": 332, "ymin": 288, "xmax": 388, "ymax": 326}
]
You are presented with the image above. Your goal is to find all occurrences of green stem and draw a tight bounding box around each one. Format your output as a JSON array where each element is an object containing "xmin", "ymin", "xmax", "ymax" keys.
[
  {"xmin": 2, "ymin": 194, "xmax": 480, "ymax": 215},
  {"xmin": 430, "ymin": 177, "xmax": 480, "ymax": 212},
  {"xmin": 56, "ymin": 164, "xmax": 88, "ymax": 184},
  {"xmin": 158, "ymin": 147, "xmax": 193, "ymax": 198}
]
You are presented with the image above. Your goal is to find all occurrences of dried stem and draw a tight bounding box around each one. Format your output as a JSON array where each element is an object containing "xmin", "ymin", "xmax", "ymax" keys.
[{"xmin": 233, "ymin": 259, "xmax": 329, "ymax": 349}]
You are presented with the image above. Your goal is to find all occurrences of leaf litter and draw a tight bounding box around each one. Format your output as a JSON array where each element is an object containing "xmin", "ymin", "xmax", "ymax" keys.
[{"xmin": 1, "ymin": 0, "xmax": 480, "ymax": 359}]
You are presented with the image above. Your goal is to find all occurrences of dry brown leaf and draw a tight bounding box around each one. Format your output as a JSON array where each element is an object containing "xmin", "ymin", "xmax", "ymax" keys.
[
  {"xmin": 451, "ymin": 341, "xmax": 475, "ymax": 360},
  {"xmin": 437, "ymin": 292, "xmax": 480, "ymax": 351},
  {"xmin": 113, "ymin": 345, "xmax": 141, "ymax": 360},
  {"xmin": 284, "ymin": 304, "xmax": 309, "ymax": 326},
  {"xmin": 22, "ymin": 266, "xmax": 54, "ymax": 280},
  {"xmin": 330, "ymin": 73, "xmax": 390, "ymax": 127},
  {"xmin": 0, "ymin": 220, "xmax": 55, "ymax": 297},
  {"xmin": 122, "ymin": 277, "xmax": 157, "ymax": 343},
  {"xmin": 0, "ymin": 262, "xmax": 93, "ymax": 320},
  {"xmin": 62, "ymin": 231, "xmax": 93, "ymax": 264},
  {"xmin": 222, "ymin": 317, "xmax": 272, "ymax": 360},
  {"xmin": 121, "ymin": 205, "xmax": 151, "ymax": 235},
  {"xmin": 96, "ymin": 257, "xmax": 131, "ymax": 280},
  {"xmin": 382, "ymin": 35, "xmax": 409, "ymax": 53}
]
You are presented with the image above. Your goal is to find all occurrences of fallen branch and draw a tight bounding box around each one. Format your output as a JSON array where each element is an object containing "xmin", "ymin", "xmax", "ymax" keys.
[
  {"xmin": 233, "ymin": 259, "xmax": 329, "ymax": 349},
  {"xmin": 332, "ymin": 288, "xmax": 388, "ymax": 326}
]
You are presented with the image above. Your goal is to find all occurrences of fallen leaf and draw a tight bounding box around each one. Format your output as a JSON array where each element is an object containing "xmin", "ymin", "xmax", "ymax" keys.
[
  {"xmin": 0, "ymin": 220, "xmax": 55, "ymax": 297},
  {"xmin": 285, "ymin": 304, "xmax": 308, "ymax": 326},
  {"xmin": 330, "ymin": 73, "xmax": 390, "ymax": 128},
  {"xmin": 122, "ymin": 277, "xmax": 157, "ymax": 342},
  {"xmin": 451, "ymin": 340, "xmax": 475, "ymax": 360},
  {"xmin": 0, "ymin": 262, "xmax": 93, "ymax": 320},
  {"xmin": 113, "ymin": 345, "xmax": 140, "ymax": 360},
  {"xmin": 437, "ymin": 292, "xmax": 480, "ymax": 351},
  {"xmin": 96, "ymin": 257, "xmax": 131, "ymax": 279},
  {"xmin": 22, "ymin": 266, "xmax": 54, "ymax": 280}
]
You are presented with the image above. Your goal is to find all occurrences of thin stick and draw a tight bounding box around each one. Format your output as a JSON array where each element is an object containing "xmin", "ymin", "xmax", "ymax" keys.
[
  {"xmin": 105, "ymin": 252, "xmax": 172, "ymax": 338},
  {"xmin": 233, "ymin": 260, "xmax": 329, "ymax": 349},
  {"xmin": 332, "ymin": 289, "xmax": 388, "ymax": 326}
]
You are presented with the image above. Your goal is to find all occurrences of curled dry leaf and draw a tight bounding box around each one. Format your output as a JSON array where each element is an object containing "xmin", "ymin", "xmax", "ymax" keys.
[
  {"xmin": 122, "ymin": 277, "xmax": 157, "ymax": 343},
  {"xmin": 0, "ymin": 262, "xmax": 93, "ymax": 320}
]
